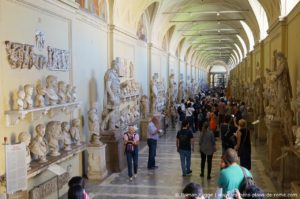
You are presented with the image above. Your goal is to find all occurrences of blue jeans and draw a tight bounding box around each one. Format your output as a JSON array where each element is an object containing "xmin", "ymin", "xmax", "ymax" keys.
[
  {"xmin": 147, "ymin": 139, "xmax": 157, "ymax": 168},
  {"xmin": 179, "ymin": 149, "xmax": 191, "ymax": 175},
  {"xmin": 126, "ymin": 147, "xmax": 138, "ymax": 177}
]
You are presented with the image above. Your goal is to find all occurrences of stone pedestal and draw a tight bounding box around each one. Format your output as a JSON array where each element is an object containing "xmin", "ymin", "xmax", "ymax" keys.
[
  {"xmin": 87, "ymin": 143, "xmax": 108, "ymax": 180},
  {"xmin": 265, "ymin": 118, "xmax": 284, "ymax": 176},
  {"xmin": 140, "ymin": 118, "xmax": 150, "ymax": 141},
  {"xmin": 291, "ymin": 181, "xmax": 300, "ymax": 198},
  {"xmin": 100, "ymin": 130, "xmax": 126, "ymax": 172},
  {"xmin": 258, "ymin": 116, "xmax": 267, "ymax": 142},
  {"xmin": 279, "ymin": 147, "xmax": 300, "ymax": 189}
]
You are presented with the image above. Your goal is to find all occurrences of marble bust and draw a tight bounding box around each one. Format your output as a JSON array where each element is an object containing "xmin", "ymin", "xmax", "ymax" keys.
[
  {"xmin": 57, "ymin": 81, "xmax": 66, "ymax": 104},
  {"xmin": 45, "ymin": 75, "xmax": 59, "ymax": 105},
  {"xmin": 18, "ymin": 131, "xmax": 31, "ymax": 170},
  {"xmin": 150, "ymin": 74, "xmax": 158, "ymax": 113},
  {"xmin": 16, "ymin": 90, "xmax": 25, "ymax": 110},
  {"xmin": 61, "ymin": 122, "xmax": 72, "ymax": 151},
  {"xmin": 24, "ymin": 84, "xmax": 34, "ymax": 109},
  {"xmin": 70, "ymin": 119, "xmax": 81, "ymax": 145},
  {"xmin": 65, "ymin": 84, "xmax": 72, "ymax": 103},
  {"xmin": 71, "ymin": 86, "xmax": 77, "ymax": 102},
  {"xmin": 46, "ymin": 121, "xmax": 63, "ymax": 156},
  {"xmin": 35, "ymin": 84, "xmax": 46, "ymax": 107},
  {"xmin": 30, "ymin": 124, "xmax": 48, "ymax": 163},
  {"xmin": 88, "ymin": 103, "xmax": 101, "ymax": 145}
]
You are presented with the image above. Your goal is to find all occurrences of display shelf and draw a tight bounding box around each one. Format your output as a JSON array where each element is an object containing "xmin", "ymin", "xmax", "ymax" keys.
[
  {"xmin": 28, "ymin": 143, "xmax": 86, "ymax": 179},
  {"xmin": 5, "ymin": 101, "xmax": 80, "ymax": 126}
]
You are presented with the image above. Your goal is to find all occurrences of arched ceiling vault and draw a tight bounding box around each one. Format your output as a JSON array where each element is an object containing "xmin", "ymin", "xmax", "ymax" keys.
[{"xmin": 112, "ymin": 0, "xmax": 277, "ymax": 70}]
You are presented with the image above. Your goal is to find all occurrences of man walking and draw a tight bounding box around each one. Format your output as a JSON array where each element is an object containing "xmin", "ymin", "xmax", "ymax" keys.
[{"xmin": 176, "ymin": 119, "xmax": 194, "ymax": 176}]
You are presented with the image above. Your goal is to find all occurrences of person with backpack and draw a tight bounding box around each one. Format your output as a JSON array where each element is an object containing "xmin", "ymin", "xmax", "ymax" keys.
[
  {"xmin": 217, "ymin": 148, "xmax": 253, "ymax": 198},
  {"xmin": 176, "ymin": 119, "xmax": 194, "ymax": 177},
  {"xmin": 124, "ymin": 125, "xmax": 140, "ymax": 181},
  {"xmin": 199, "ymin": 122, "xmax": 216, "ymax": 179}
]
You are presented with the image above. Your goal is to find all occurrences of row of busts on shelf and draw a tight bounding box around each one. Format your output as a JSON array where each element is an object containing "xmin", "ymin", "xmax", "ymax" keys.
[
  {"xmin": 121, "ymin": 80, "xmax": 140, "ymax": 99},
  {"xmin": 18, "ymin": 119, "xmax": 81, "ymax": 170},
  {"xmin": 16, "ymin": 75, "xmax": 77, "ymax": 110},
  {"xmin": 119, "ymin": 104, "xmax": 140, "ymax": 128}
]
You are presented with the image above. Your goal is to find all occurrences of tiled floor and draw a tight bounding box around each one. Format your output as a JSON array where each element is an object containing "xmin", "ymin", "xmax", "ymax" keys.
[{"xmin": 84, "ymin": 126, "xmax": 277, "ymax": 199}]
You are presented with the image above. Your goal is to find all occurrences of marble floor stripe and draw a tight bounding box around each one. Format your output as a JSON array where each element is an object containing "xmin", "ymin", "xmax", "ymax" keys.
[{"xmin": 80, "ymin": 127, "xmax": 277, "ymax": 198}]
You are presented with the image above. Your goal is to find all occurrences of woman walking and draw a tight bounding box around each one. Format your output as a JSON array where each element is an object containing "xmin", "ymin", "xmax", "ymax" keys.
[
  {"xmin": 235, "ymin": 119, "xmax": 251, "ymax": 170},
  {"xmin": 124, "ymin": 125, "xmax": 140, "ymax": 181},
  {"xmin": 199, "ymin": 122, "xmax": 216, "ymax": 179}
]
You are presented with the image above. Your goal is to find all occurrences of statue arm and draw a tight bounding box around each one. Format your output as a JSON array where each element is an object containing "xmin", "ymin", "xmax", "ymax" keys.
[{"xmin": 106, "ymin": 79, "xmax": 115, "ymax": 102}]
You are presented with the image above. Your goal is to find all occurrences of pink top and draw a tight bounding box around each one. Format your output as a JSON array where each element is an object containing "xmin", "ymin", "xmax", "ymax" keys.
[
  {"xmin": 84, "ymin": 191, "xmax": 89, "ymax": 199},
  {"xmin": 124, "ymin": 132, "xmax": 140, "ymax": 144}
]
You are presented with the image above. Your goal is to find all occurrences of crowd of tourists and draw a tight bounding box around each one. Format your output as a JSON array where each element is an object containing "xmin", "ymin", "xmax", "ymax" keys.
[{"xmin": 175, "ymin": 88, "xmax": 262, "ymax": 199}]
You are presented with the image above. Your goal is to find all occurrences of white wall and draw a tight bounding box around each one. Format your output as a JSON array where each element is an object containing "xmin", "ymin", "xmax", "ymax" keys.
[{"xmin": 0, "ymin": 0, "xmax": 108, "ymax": 197}]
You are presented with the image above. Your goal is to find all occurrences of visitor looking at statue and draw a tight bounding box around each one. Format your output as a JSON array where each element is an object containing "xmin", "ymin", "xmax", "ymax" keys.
[{"xmin": 147, "ymin": 116, "xmax": 161, "ymax": 170}]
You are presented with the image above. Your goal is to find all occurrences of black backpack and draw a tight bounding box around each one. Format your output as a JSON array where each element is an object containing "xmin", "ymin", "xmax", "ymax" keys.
[{"xmin": 239, "ymin": 166, "xmax": 255, "ymax": 194}]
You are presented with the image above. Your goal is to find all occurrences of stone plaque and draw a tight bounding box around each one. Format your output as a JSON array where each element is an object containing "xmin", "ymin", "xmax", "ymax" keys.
[{"xmin": 29, "ymin": 177, "xmax": 57, "ymax": 199}]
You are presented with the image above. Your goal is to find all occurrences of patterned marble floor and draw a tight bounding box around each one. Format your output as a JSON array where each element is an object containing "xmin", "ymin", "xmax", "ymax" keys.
[{"xmin": 84, "ymin": 126, "xmax": 277, "ymax": 199}]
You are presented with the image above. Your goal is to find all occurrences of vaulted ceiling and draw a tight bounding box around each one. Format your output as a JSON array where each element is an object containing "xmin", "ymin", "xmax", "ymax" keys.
[{"xmin": 108, "ymin": 0, "xmax": 298, "ymax": 70}]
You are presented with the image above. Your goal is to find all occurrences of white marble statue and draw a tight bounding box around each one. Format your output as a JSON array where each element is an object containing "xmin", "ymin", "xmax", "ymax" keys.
[
  {"xmin": 45, "ymin": 75, "xmax": 59, "ymax": 105},
  {"xmin": 178, "ymin": 80, "xmax": 184, "ymax": 103},
  {"xmin": 35, "ymin": 84, "xmax": 46, "ymax": 107},
  {"xmin": 61, "ymin": 122, "xmax": 72, "ymax": 151},
  {"xmin": 24, "ymin": 84, "xmax": 34, "ymax": 109},
  {"xmin": 150, "ymin": 74, "xmax": 158, "ymax": 113},
  {"xmin": 70, "ymin": 119, "xmax": 81, "ymax": 145},
  {"xmin": 46, "ymin": 121, "xmax": 63, "ymax": 156},
  {"xmin": 101, "ymin": 59, "xmax": 121, "ymax": 131},
  {"xmin": 65, "ymin": 84, "xmax": 72, "ymax": 103},
  {"xmin": 30, "ymin": 124, "xmax": 48, "ymax": 163},
  {"xmin": 18, "ymin": 131, "xmax": 31, "ymax": 170},
  {"xmin": 57, "ymin": 81, "xmax": 66, "ymax": 104},
  {"xmin": 129, "ymin": 61, "xmax": 134, "ymax": 78},
  {"xmin": 140, "ymin": 95, "xmax": 149, "ymax": 119},
  {"xmin": 16, "ymin": 90, "xmax": 25, "ymax": 110},
  {"xmin": 71, "ymin": 86, "xmax": 77, "ymax": 102},
  {"xmin": 293, "ymin": 126, "xmax": 300, "ymax": 147},
  {"xmin": 88, "ymin": 102, "xmax": 101, "ymax": 145}
]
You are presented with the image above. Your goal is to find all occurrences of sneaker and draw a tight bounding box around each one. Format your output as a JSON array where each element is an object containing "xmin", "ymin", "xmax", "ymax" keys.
[
  {"xmin": 182, "ymin": 174, "xmax": 187, "ymax": 177},
  {"xmin": 134, "ymin": 174, "xmax": 137, "ymax": 178},
  {"xmin": 207, "ymin": 176, "xmax": 211, "ymax": 180},
  {"xmin": 152, "ymin": 166, "xmax": 159, "ymax": 169},
  {"xmin": 129, "ymin": 177, "xmax": 133, "ymax": 181},
  {"xmin": 187, "ymin": 170, "xmax": 192, "ymax": 175},
  {"xmin": 200, "ymin": 173, "xmax": 204, "ymax": 177}
]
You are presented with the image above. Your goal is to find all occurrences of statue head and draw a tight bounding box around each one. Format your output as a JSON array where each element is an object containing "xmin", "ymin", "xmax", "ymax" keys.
[
  {"xmin": 112, "ymin": 57, "xmax": 122, "ymax": 76},
  {"xmin": 58, "ymin": 81, "xmax": 66, "ymax": 90},
  {"xmin": 46, "ymin": 121, "xmax": 62, "ymax": 138},
  {"xmin": 46, "ymin": 75, "xmax": 57, "ymax": 87},
  {"xmin": 61, "ymin": 121, "xmax": 70, "ymax": 131},
  {"xmin": 36, "ymin": 124, "xmax": 46, "ymax": 137},
  {"xmin": 18, "ymin": 131, "xmax": 31, "ymax": 146},
  {"xmin": 24, "ymin": 84, "xmax": 33, "ymax": 95}
]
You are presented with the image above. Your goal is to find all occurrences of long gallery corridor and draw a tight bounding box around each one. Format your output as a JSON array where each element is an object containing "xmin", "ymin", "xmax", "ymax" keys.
[{"xmin": 84, "ymin": 126, "xmax": 277, "ymax": 199}]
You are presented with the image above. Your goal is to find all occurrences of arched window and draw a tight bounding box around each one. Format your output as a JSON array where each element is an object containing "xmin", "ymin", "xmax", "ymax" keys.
[
  {"xmin": 280, "ymin": 0, "xmax": 300, "ymax": 17},
  {"xmin": 240, "ymin": 21, "xmax": 255, "ymax": 51},
  {"xmin": 248, "ymin": 0, "xmax": 269, "ymax": 40}
]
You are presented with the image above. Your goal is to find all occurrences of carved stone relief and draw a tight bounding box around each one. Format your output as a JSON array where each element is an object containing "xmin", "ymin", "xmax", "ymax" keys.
[{"xmin": 5, "ymin": 40, "xmax": 70, "ymax": 71}]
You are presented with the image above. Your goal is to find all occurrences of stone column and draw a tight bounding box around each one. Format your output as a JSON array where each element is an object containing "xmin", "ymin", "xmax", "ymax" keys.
[
  {"xmin": 258, "ymin": 116, "xmax": 267, "ymax": 142},
  {"xmin": 140, "ymin": 119, "xmax": 150, "ymax": 141},
  {"xmin": 265, "ymin": 118, "xmax": 284, "ymax": 176},
  {"xmin": 87, "ymin": 143, "xmax": 108, "ymax": 180}
]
